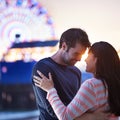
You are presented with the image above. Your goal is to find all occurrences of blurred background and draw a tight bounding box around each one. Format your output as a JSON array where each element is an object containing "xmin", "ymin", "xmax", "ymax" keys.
[{"xmin": 0, "ymin": 0, "xmax": 120, "ymax": 120}]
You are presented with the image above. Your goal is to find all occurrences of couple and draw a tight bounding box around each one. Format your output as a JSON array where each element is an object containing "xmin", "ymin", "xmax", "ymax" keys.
[{"xmin": 32, "ymin": 28, "xmax": 120, "ymax": 120}]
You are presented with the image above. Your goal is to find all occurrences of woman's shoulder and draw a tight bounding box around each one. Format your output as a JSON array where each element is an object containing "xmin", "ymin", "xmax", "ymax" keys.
[{"xmin": 82, "ymin": 78, "xmax": 103, "ymax": 87}]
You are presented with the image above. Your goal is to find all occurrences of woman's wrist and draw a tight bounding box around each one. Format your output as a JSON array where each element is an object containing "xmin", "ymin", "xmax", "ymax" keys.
[
  {"xmin": 47, "ymin": 87, "xmax": 56, "ymax": 93},
  {"xmin": 46, "ymin": 88, "xmax": 57, "ymax": 100}
]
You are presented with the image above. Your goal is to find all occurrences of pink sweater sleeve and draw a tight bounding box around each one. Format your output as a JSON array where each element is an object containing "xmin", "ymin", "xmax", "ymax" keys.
[{"xmin": 46, "ymin": 80, "xmax": 96, "ymax": 120}]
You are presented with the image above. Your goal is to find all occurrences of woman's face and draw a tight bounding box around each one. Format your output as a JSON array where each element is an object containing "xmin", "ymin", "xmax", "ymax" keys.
[{"xmin": 85, "ymin": 52, "xmax": 97, "ymax": 74}]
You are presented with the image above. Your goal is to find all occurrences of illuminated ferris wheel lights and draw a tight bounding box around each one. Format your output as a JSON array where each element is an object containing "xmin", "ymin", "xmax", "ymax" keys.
[
  {"xmin": 0, "ymin": 0, "xmax": 57, "ymax": 62},
  {"xmin": 38, "ymin": 7, "xmax": 47, "ymax": 15},
  {"xmin": 16, "ymin": 0, "xmax": 23, "ymax": 6},
  {"xmin": 47, "ymin": 17, "xmax": 54, "ymax": 25},
  {"xmin": 29, "ymin": 1, "xmax": 38, "ymax": 9}
]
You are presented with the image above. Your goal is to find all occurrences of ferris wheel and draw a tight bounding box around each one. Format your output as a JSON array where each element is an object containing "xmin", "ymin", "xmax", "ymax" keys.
[{"xmin": 0, "ymin": 0, "xmax": 56, "ymax": 59}]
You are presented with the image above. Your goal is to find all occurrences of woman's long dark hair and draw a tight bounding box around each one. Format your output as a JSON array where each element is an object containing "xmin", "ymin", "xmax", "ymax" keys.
[{"xmin": 89, "ymin": 41, "xmax": 120, "ymax": 116}]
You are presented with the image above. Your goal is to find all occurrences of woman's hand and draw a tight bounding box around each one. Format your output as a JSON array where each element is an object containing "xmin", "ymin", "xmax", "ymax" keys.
[{"xmin": 33, "ymin": 70, "xmax": 54, "ymax": 92}]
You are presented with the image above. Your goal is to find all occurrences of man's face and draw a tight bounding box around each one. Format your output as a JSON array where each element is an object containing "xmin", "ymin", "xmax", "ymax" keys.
[{"xmin": 63, "ymin": 43, "xmax": 86, "ymax": 66}]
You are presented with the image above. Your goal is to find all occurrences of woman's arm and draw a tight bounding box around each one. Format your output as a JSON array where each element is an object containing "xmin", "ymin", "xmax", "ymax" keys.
[
  {"xmin": 74, "ymin": 111, "xmax": 109, "ymax": 120},
  {"xmin": 33, "ymin": 70, "xmax": 96, "ymax": 120}
]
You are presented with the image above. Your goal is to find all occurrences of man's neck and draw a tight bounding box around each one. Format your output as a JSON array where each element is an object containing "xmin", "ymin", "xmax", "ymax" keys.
[{"xmin": 51, "ymin": 51, "xmax": 67, "ymax": 66}]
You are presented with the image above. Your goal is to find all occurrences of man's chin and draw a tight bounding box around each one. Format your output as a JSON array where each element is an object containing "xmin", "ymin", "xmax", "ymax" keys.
[
  {"xmin": 69, "ymin": 63, "xmax": 75, "ymax": 66},
  {"xmin": 65, "ymin": 61, "xmax": 76, "ymax": 66}
]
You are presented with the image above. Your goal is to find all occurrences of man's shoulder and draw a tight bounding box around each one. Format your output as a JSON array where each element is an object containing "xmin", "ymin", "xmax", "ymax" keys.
[
  {"xmin": 38, "ymin": 57, "xmax": 50, "ymax": 63},
  {"xmin": 35, "ymin": 57, "xmax": 51, "ymax": 65},
  {"xmin": 33, "ymin": 57, "xmax": 56, "ymax": 72}
]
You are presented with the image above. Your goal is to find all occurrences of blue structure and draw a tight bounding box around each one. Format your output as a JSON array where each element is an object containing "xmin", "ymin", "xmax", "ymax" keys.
[
  {"xmin": 81, "ymin": 72, "xmax": 93, "ymax": 83},
  {"xmin": 0, "ymin": 60, "xmax": 36, "ymax": 84},
  {"xmin": 0, "ymin": 40, "xmax": 58, "ymax": 111}
]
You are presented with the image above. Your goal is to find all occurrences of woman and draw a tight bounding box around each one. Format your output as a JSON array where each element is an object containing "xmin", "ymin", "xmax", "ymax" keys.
[{"xmin": 33, "ymin": 41, "xmax": 120, "ymax": 120}]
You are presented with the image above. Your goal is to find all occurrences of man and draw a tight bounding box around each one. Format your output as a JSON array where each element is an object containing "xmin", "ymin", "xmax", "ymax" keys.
[{"xmin": 32, "ymin": 28, "xmax": 108, "ymax": 120}]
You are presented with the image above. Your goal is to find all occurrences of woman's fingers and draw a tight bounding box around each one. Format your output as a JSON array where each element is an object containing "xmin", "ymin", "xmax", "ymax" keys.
[
  {"xmin": 33, "ymin": 78, "xmax": 41, "ymax": 84},
  {"xmin": 48, "ymin": 72, "xmax": 52, "ymax": 81},
  {"xmin": 33, "ymin": 75, "xmax": 41, "ymax": 81},
  {"xmin": 37, "ymin": 70, "xmax": 48, "ymax": 79},
  {"xmin": 36, "ymin": 70, "xmax": 52, "ymax": 82},
  {"xmin": 33, "ymin": 78, "xmax": 44, "ymax": 88},
  {"xmin": 33, "ymin": 71, "xmax": 54, "ymax": 92},
  {"xmin": 34, "ymin": 82, "xmax": 40, "ymax": 87}
]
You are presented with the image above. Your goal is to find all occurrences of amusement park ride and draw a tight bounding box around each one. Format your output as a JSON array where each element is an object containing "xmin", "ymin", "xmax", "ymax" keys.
[{"xmin": 0, "ymin": 0, "xmax": 58, "ymax": 111}]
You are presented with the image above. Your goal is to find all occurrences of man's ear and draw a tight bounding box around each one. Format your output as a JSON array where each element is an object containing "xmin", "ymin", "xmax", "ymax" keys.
[{"xmin": 62, "ymin": 42, "xmax": 67, "ymax": 50}]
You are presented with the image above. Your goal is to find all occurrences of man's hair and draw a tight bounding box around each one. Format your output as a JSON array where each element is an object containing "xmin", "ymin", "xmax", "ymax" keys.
[{"xmin": 59, "ymin": 28, "xmax": 91, "ymax": 50}]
